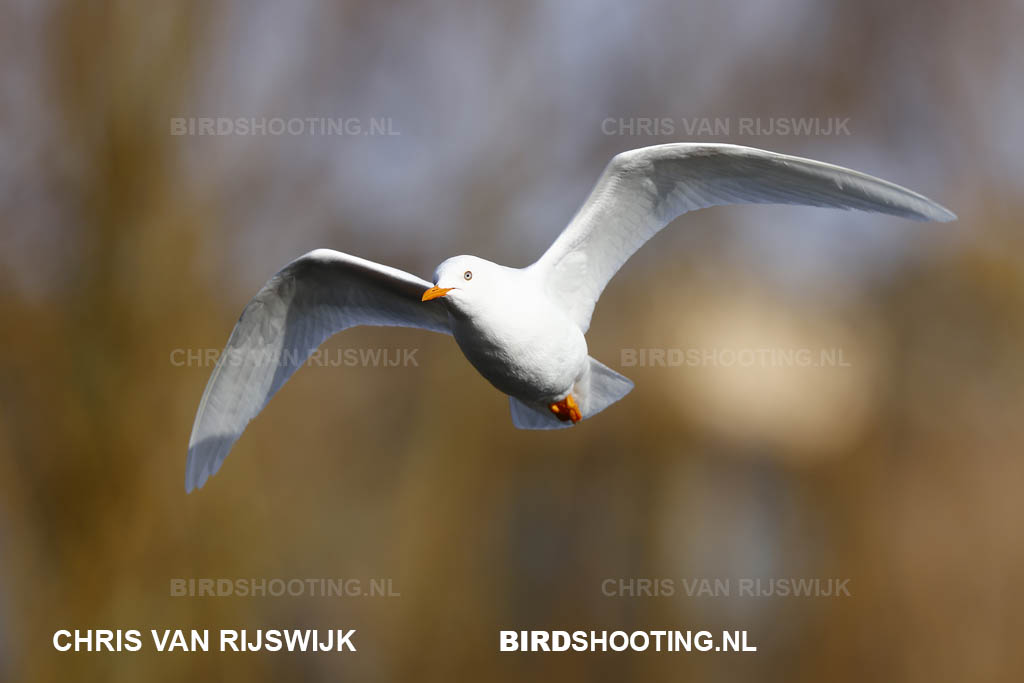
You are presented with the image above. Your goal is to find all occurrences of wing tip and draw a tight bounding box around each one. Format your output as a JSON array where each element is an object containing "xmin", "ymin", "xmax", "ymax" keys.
[
  {"xmin": 185, "ymin": 434, "xmax": 235, "ymax": 493},
  {"xmin": 911, "ymin": 202, "xmax": 957, "ymax": 223},
  {"xmin": 184, "ymin": 448, "xmax": 203, "ymax": 493},
  {"xmin": 183, "ymin": 464, "xmax": 206, "ymax": 493}
]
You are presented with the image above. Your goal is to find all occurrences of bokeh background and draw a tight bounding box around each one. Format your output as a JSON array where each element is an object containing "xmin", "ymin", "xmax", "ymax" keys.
[{"xmin": 2, "ymin": 0, "xmax": 1022, "ymax": 680}]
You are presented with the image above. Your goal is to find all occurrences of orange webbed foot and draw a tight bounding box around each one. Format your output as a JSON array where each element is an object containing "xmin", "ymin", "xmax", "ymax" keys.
[{"xmin": 548, "ymin": 393, "xmax": 582, "ymax": 423}]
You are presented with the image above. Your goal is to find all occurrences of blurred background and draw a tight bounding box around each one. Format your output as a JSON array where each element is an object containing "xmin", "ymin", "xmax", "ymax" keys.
[{"xmin": 2, "ymin": 0, "xmax": 1022, "ymax": 680}]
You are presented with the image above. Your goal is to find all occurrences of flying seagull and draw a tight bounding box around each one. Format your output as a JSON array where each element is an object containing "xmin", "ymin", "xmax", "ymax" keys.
[{"xmin": 186, "ymin": 143, "xmax": 954, "ymax": 491}]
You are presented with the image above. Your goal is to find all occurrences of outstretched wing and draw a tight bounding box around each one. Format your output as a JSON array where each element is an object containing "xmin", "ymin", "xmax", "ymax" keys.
[
  {"xmin": 186, "ymin": 249, "xmax": 449, "ymax": 492},
  {"xmin": 532, "ymin": 143, "xmax": 956, "ymax": 331}
]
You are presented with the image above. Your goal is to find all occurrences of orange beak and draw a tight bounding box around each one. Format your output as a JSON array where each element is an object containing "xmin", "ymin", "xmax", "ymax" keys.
[{"xmin": 421, "ymin": 286, "xmax": 453, "ymax": 302}]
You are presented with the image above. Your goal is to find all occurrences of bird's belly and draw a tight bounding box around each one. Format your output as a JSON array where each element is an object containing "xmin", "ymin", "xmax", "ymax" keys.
[{"xmin": 452, "ymin": 315, "xmax": 586, "ymax": 402}]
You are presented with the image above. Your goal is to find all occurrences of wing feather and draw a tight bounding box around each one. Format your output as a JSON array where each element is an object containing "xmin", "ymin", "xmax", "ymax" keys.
[
  {"xmin": 533, "ymin": 143, "xmax": 955, "ymax": 330},
  {"xmin": 185, "ymin": 249, "xmax": 449, "ymax": 491}
]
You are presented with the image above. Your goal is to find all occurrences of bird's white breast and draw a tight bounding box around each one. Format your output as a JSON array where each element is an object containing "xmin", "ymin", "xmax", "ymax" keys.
[{"xmin": 449, "ymin": 281, "xmax": 587, "ymax": 403}]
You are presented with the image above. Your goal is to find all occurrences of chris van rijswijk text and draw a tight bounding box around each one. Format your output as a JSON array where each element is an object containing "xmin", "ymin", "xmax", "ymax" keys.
[{"xmin": 52, "ymin": 629, "xmax": 356, "ymax": 653}]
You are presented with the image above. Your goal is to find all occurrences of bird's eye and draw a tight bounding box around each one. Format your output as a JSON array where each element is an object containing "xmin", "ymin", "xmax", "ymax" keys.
[{"xmin": 463, "ymin": 270, "xmax": 473, "ymax": 281}]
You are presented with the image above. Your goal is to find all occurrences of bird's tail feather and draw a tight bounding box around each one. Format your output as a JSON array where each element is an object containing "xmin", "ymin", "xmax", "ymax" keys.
[{"xmin": 509, "ymin": 357, "xmax": 634, "ymax": 430}]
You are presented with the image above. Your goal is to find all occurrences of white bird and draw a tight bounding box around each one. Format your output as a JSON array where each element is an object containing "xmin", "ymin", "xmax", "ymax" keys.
[{"xmin": 186, "ymin": 143, "xmax": 955, "ymax": 491}]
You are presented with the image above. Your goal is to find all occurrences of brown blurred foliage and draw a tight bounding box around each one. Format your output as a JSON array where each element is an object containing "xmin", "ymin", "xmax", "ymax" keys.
[{"xmin": 1, "ymin": 0, "xmax": 1022, "ymax": 680}]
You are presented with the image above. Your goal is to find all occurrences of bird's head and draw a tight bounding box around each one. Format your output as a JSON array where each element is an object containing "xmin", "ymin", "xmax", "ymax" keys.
[{"xmin": 422, "ymin": 255, "xmax": 505, "ymax": 315}]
